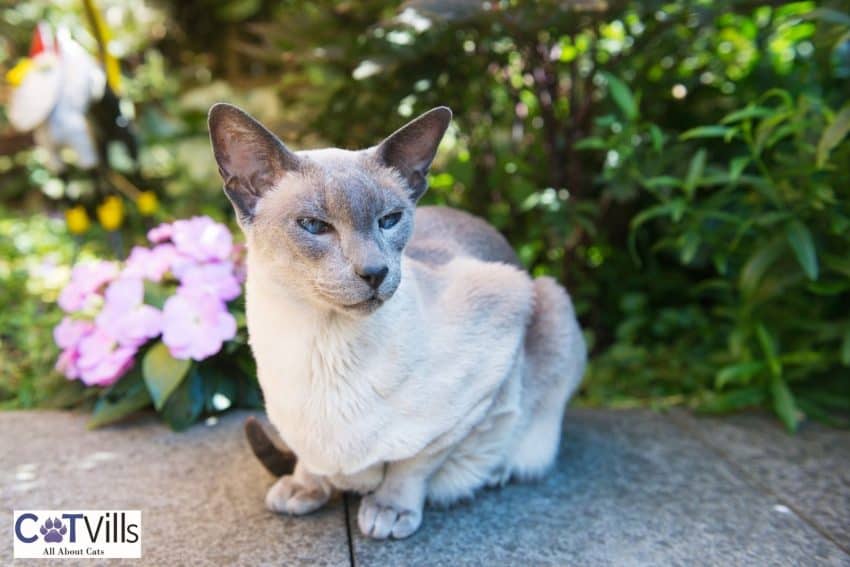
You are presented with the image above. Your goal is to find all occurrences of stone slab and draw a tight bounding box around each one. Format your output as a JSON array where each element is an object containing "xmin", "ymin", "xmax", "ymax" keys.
[
  {"xmin": 348, "ymin": 409, "xmax": 849, "ymax": 566},
  {"xmin": 1, "ymin": 410, "xmax": 350, "ymax": 566},
  {"xmin": 3, "ymin": 407, "xmax": 848, "ymax": 567},
  {"xmin": 673, "ymin": 410, "xmax": 850, "ymax": 554}
]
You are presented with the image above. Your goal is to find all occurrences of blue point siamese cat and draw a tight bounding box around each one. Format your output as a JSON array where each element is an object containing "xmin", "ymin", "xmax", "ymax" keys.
[{"xmin": 208, "ymin": 103, "xmax": 586, "ymax": 540}]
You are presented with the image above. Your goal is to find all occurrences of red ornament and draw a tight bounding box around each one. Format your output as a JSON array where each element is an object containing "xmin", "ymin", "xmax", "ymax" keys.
[{"xmin": 29, "ymin": 22, "xmax": 57, "ymax": 57}]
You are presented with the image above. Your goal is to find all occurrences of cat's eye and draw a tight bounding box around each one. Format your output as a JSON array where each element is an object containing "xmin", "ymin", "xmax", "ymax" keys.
[
  {"xmin": 297, "ymin": 217, "xmax": 331, "ymax": 235},
  {"xmin": 378, "ymin": 212, "xmax": 402, "ymax": 230}
]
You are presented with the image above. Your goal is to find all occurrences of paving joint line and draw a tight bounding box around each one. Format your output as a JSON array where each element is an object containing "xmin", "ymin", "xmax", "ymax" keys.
[
  {"xmin": 668, "ymin": 410, "xmax": 850, "ymax": 557},
  {"xmin": 343, "ymin": 492, "xmax": 357, "ymax": 567}
]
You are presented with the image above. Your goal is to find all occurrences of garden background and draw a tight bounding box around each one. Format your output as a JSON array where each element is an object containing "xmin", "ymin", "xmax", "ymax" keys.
[{"xmin": 0, "ymin": 0, "xmax": 848, "ymax": 432}]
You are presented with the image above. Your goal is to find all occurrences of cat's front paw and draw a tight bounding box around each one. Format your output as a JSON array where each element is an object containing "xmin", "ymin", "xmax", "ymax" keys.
[
  {"xmin": 357, "ymin": 494, "xmax": 423, "ymax": 539},
  {"xmin": 266, "ymin": 474, "xmax": 330, "ymax": 516}
]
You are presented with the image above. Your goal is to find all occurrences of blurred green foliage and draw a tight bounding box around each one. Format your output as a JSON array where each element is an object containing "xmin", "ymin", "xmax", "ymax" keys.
[
  {"xmin": 0, "ymin": 211, "xmax": 90, "ymax": 409},
  {"xmin": 1, "ymin": 0, "xmax": 848, "ymax": 429}
]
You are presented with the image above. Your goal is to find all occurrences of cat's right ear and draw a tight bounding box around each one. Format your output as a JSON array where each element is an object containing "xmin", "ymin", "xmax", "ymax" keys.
[{"xmin": 208, "ymin": 103, "xmax": 301, "ymax": 224}]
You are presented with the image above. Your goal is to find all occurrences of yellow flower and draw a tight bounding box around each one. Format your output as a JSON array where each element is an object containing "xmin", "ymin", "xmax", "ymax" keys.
[
  {"xmin": 5, "ymin": 58, "xmax": 32, "ymax": 87},
  {"xmin": 65, "ymin": 205, "xmax": 91, "ymax": 235},
  {"xmin": 97, "ymin": 196, "xmax": 124, "ymax": 231},
  {"xmin": 136, "ymin": 191, "xmax": 159, "ymax": 216}
]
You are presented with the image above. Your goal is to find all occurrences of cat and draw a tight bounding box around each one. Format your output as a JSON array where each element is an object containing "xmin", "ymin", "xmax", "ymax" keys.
[{"xmin": 208, "ymin": 103, "xmax": 586, "ymax": 540}]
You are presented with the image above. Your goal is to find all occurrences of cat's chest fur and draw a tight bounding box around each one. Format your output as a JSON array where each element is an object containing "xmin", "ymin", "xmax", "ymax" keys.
[{"xmin": 246, "ymin": 253, "xmax": 535, "ymax": 478}]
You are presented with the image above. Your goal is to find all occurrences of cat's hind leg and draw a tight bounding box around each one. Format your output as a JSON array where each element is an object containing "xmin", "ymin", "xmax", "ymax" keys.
[{"xmin": 508, "ymin": 276, "xmax": 586, "ymax": 480}]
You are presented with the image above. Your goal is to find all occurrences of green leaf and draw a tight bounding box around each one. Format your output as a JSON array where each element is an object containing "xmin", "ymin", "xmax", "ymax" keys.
[
  {"xmin": 785, "ymin": 220, "xmax": 819, "ymax": 280},
  {"xmin": 715, "ymin": 361, "xmax": 766, "ymax": 389},
  {"xmin": 627, "ymin": 200, "xmax": 686, "ymax": 264},
  {"xmin": 700, "ymin": 209, "xmax": 743, "ymax": 224},
  {"xmin": 759, "ymin": 88, "xmax": 793, "ymax": 109},
  {"xmin": 601, "ymin": 72, "xmax": 638, "ymax": 121},
  {"xmin": 649, "ymin": 124, "xmax": 664, "ymax": 152},
  {"xmin": 753, "ymin": 110, "xmax": 792, "ymax": 156},
  {"xmin": 756, "ymin": 323, "xmax": 782, "ymax": 379},
  {"xmin": 729, "ymin": 156, "xmax": 750, "ymax": 183},
  {"xmin": 824, "ymin": 254, "xmax": 850, "ymax": 279},
  {"xmin": 161, "ymin": 367, "xmax": 205, "ymax": 431},
  {"xmin": 89, "ymin": 370, "xmax": 152, "ymax": 429},
  {"xmin": 697, "ymin": 386, "xmax": 765, "ymax": 414},
  {"xmin": 142, "ymin": 341, "xmax": 191, "ymax": 410},
  {"xmin": 778, "ymin": 351, "xmax": 824, "ymax": 366},
  {"xmin": 573, "ymin": 137, "xmax": 608, "ymax": 150},
  {"xmin": 739, "ymin": 237, "xmax": 786, "ymax": 295},
  {"xmin": 680, "ymin": 125, "xmax": 733, "ymax": 140},
  {"xmin": 680, "ymin": 232, "xmax": 700, "ymax": 264},
  {"xmin": 816, "ymin": 104, "xmax": 850, "ymax": 168},
  {"xmin": 807, "ymin": 280, "xmax": 850, "ymax": 296},
  {"xmin": 764, "ymin": 123, "xmax": 795, "ymax": 149},
  {"xmin": 721, "ymin": 105, "xmax": 772, "ymax": 124},
  {"xmin": 630, "ymin": 200, "xmax": 686, "ymax": 231},
  {"xmin": 770, "ymin": 374, "xmax": 801, "ymax": 433},
  {"xmin": 841, "ymin": 329, "xmax": 850, "ymax": 367},
  {"xmin": 754, "ymin": 211, "xmax": 793, "ymax": 227},
  {"xmin": 712, "ymin": 253, "xmax": 729, "ymax": 275},
  {"xmin": 143, "ymin": 282, "xmax": 171, "ymax": 309},
  {"xmin": 642, "ymin": 176, "xmax": 681, "ymax": 190},
  {"xmin": 215, "ymin": 0, "xmax": 262, "ymax": 21},
  {"xmin": 682, "ymin": 149, "xmax": 706, "ymax": 199},
  {"xmin": 741, "ymin": 175, "xmax": 782, "ymax": 207}
]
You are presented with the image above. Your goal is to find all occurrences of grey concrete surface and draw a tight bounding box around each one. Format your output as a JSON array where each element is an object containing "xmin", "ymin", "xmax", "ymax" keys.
[
  {"xmin": 349, "ymin": 409, "xmax": 848, "ymax": 566},
  {"xmin": 2, "ymin": 409, "xmax": 848, "ymax": 566},
  {"xmin": 673, "ymin": 410, "xmax": 850, "ymax": 554},
  {"xmin": 1, "ymin": 411, "xmax": 349, "ymax": 566}
]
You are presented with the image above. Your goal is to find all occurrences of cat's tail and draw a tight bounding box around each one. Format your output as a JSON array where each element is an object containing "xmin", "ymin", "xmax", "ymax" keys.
[{"xmin": 244, "ymin": 416, "xmax": 297, "ymax": 477}]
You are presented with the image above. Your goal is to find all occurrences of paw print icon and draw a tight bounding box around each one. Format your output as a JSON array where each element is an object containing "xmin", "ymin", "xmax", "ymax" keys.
[{"xmin": 40, "ymin": 517, "xmax": 67, "ymax": 543}]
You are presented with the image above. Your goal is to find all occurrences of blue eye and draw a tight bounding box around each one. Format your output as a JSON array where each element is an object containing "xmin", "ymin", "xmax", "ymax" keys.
[
  {"xmin": 378, "ymin": 212, "xmax": 402, "ymax": 230},
  {"xmin": 297, "ymin": 217, "xmax": 331, "ymax": 235}
]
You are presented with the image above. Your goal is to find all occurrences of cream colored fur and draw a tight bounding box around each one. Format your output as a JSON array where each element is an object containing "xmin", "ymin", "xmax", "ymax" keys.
[{"xmin": 247, "ymin": 229, "xmax": 585, "ymax": 539}]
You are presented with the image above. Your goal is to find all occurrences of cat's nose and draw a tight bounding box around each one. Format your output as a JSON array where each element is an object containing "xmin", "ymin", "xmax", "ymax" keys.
[{"xmin": 356, "ymin": 264, "xmax": 388, "ymax": 289}]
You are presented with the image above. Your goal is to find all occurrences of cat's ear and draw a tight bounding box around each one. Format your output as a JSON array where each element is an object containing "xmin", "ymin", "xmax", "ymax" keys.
[
  {"xmin": 208, "ymin": 103, "xmax": 301, "ymax": 223},
  {"xmin": 375, "ymin": 106, "xmax": 452, "ymax": 202}
]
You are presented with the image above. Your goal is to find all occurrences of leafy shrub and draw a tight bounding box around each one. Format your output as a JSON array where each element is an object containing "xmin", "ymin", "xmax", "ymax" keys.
[
  {"xmin": 582, "ymin": 83, "xmax": 850, "ymax": 430},
  {"xmin": 0, "ymin": 212, "xmax": 82, "ymax": 409},
  {"xmin": 1, "ymin": 1, "xmax": 848, "ymax": 429}
]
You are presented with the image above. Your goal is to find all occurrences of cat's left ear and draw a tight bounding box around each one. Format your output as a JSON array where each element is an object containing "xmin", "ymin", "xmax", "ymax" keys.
[{"xmin": 375, "ymin": 107, "xmax": 452, "ymax": 202}]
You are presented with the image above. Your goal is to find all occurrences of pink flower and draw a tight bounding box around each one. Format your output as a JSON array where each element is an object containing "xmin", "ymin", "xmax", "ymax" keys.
[
  {"xmin": 124, "ymin": 244, "xmax": 181, "ymax": 282},
  {"xmin": 96, "ymin": 278, "xmax": 162, "ymax": 347},
  {"xmin": 54, "ymin": 317, "xmax": 94, "ymax": 349},
  {"xmin": 76, "ymin": 328, "xmax": 136, "ymax": 386},
  {"xmin": 162, "ymin": 291, "xmax": 236, "ymax": 361},
  {"xmin": 171, "ymin": 217, "xmax": 233, "ymax": 262},
  {"xmin": 54, "ymin": 317, "xmax": 95, "ymax": 380},
  {"xmin": 56, "ymin": 348, "xmax": 82, "ymax": 379},
  {"xmin": 53, "ymin": 281, "xmax": 153, "ymax": 385},
  {"xmin": 147, "ymin": 222, "xmax": 173, "ymax": 244},
  {"xmin": 178, "ymin": 261, "xmax": 241, "ymax": 302},
  {"xmin": 58, "ymin": 261, "xmax": 119, "ymax": 312}
]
